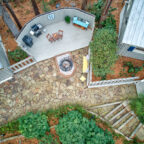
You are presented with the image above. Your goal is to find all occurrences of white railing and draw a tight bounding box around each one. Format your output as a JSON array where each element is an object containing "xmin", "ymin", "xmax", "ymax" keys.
[
  {"xmin": 87, "ymin": 57, "xmax": 139, "ymax": 88},
  {"xmin": 10, "ymin": 56, "xmax": 36, "ymax": 73}
]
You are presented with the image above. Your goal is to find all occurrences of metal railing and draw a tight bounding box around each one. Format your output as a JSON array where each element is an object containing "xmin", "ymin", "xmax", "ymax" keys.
[{"xmin": 10, "ymin": 56, "xmax": 36, "ymax": 73}]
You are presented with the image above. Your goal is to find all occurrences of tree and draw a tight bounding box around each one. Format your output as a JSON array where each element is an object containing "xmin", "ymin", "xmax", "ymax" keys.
[
  {"xmin": 81, "ymin": 0, "xmax": 88, "ymax": 10},
  {"xmin": 31, "ymin": 0, "xmax": 40, "ymax": 16},
  {"xmin": 3, "ymin": 0, "xmax": 22, "ymax": 29}
]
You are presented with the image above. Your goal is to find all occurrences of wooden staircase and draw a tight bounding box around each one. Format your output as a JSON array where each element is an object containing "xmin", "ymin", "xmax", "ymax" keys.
[{"xmin": 87, "ymin": 101, "xmax": 144, "ymax": 141}]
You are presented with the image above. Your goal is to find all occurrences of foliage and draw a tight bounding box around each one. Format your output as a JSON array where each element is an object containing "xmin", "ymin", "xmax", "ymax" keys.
[
  {"xmin": 101, "ymin": 14, "xmax": 116, "ymax": 30},
  {"xmin": 64, "ymin": 16, "xmax": 71, "ymax": 24},
  {"xmin": 8, "ymin": 46, "xmax": 28, "ymax": 62},
  {"xmin": 39, "ymin": 134, "xmax": 59, "ymax": 144},
  {"xmin": 56, "ymin": 111, "xmax": 115, "ymax": 144},
  {"xmin": 88, "ymin": 0, "xmax": 104, "ymax": 23},
  {"xmin": 44, "ymin": 104, "xmax": 86, "ymax": 119},
  {"xmin": 48, "ymin": 0, "xmax": 58, "ymax": 5},
  {"xmin": 0, "ymin": 120, "xmax": 19, "ymax": 134},
  {"xmin": 123, "ymin": 62, "xmax": 143, "ymax": 75},
  {"xmin": 41, "ymin": 0, "xmax": 50, "ymax": 12},
  {"xmin": 90, "ymin": 28, "xmax": 117, "ymax": 78},
  {"xmin": 130, "ymin": 94, "xmax": 144, "ymax": 124},
  {"xmin": 18, "ymin": 112, "xmax": 50, "ymax": 139}
]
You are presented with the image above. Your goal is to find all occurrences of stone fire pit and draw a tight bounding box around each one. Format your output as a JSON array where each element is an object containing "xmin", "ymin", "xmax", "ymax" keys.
[{"xmin": 56, "ymin": 53, "xmax": 75, "ymax": 77}]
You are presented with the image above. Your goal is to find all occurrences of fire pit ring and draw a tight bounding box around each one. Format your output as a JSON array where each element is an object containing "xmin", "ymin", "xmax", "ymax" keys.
[{"xmin": 59, "ymin": 58, "xmax": 73, "ymax": 72}]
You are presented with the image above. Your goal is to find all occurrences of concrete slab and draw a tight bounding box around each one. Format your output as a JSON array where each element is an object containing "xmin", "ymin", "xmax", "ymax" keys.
[
  {"xmin": 136, "ymin": 81, "xmax": 144, "ymax": 95},
  {"xmin": 25, "ymin": 21, "xmax": 93, "ymax": 62}
]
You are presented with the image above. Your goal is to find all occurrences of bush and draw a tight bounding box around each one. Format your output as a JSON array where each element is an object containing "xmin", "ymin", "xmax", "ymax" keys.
[
  {"xmin": 130, "ymin": 94, "xmax": 144, "ymax": 124},
  {"xmin": 8, "ymin": 47, "xmax": 28, "ymax": 62},
  {"xmin": 101, "ymin": 14, "xmax": 116, "ymax": 30},
  {"xmin": 18, "ymin": 112, "xmax": 50, "ymax": 139},
  {"xmin": 48, "ymin": 0, "xmax": 58, "ymax": 5},
  {"xmin": 88, "ymin": 0, "xmax": 104, "ymax": 23},
  {"xmin": 0, "ymin": 120, "xmax": 19, "ymax": 134},
  {"xmin": 123, "ymin": 62, "xmax": 143, "ymax": 75},
  {"xmin": 39, "ymin": 134, "xmax": 59, "ymax": 144},
  {"xmin": 41, "ymin": 0, "xmax": 51, "ymax": 12},
  {"xmin": 65, "ymin": 16, "xmax": 71, "ymax": 24},
  {"xmin": 56, "ymin": 111, "xmax": 115, "ymax": 144},
  {"xmin": 90, "ymin": 28, "xmax": 117, "ymax": 78}
]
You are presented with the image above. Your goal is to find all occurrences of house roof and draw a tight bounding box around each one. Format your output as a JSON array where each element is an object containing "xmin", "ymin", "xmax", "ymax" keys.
[
  {"xmin": 122, "ymin": 0, "xmax": 144, "ymax": 48},
  {"xmin": 0, "ymin": 37, "xmax": 10, "ymax": 68}
]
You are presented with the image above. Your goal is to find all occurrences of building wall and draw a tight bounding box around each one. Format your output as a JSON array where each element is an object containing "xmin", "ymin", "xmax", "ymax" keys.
[
  {"xmin": 118, "ymin": 43, "xmax": 144, "ymax": 60},
  {"xmin": 16, "ymin": 8, "xmax": 95, "ymax": 46}
]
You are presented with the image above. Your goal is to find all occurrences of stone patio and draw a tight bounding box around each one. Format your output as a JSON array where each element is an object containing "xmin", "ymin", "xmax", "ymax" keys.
[{"xmin": 0, "ymin": 48, "xmax": 137, "ymax": 125}]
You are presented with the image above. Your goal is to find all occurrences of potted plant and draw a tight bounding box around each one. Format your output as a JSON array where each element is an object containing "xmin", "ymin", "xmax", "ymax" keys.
[{"xmin": 65, "ymin": 16, "xmax": 71, "ymax": 24}]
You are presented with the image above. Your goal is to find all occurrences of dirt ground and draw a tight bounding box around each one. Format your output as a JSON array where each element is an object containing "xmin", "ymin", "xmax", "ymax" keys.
[{"xmin": 92, "ymin": 56, "xmax": 144, "ymax": 81}]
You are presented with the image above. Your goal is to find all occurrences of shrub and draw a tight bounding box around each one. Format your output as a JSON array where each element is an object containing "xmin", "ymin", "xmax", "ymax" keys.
[
  {"xmin": 56, "ymin": 111, "xmax": 115, "ymax": 144},
  {"xmin": 130, "ymin": 94, "xmax": 144, "ymax": 124},
  {"xmin": 64, "ymin": 16, "xmax": 71, "ymax": 24},
  {"xmin": 0, "ymin": 120, "xmax": 19, "ymax": 134},
  {"xmin": 18, "ymin": 112, "xmax": 50, "ymax": 139},
  {"xmin": 123, "ymin": 62, "xmax": 143, "ymax": 75},
  {"xmin": 101, "ymin": 14, "xmax": 116, "ymax": 30},
  {"xmin": 41, "ymin": 0, "xmax": 51, "ymax": 12},
  {"xmin": 90, "ymin": 28, "xmax": 117, "ymax": 78},
  {"xmin": 88, "ymin": 0, "xmax": 104, "ymax": 23},
  {"xmin": 39, "ymin": 134, "xmax": 59, "ymax": 144},
  {"xmin": 8, "ymin": 47, "xmax": 28, "ymax": 62},
  {"xmin": 48, "ymin": 0, "xmax": 58, "ymax": 5}
]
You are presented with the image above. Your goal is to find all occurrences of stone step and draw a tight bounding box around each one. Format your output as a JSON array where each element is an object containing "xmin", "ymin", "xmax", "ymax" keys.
[
  {"xmin": 130, "ymin": 123, "xmax": 142, "ymax": 138},
  {"xmin": 121, "ymin": 117, "xmax": 139, "ymax": 137},
  {"xmin": 109, "ymin": 108, "xmax": 126, "ymax": 122},
  {"xmin": 118, "ymin": 115, "xmax": 134, "ymax": 130},
  {"xmin": 104, "ymin": 103, "xmax": 123, "ymax": 119},
  {"xmin": 112, "ymin": 112, "xmax": 131, "ymax": 127},
  {"xmin": 90, "ymin": 105, "xmax": 118, "ymax": 117}
]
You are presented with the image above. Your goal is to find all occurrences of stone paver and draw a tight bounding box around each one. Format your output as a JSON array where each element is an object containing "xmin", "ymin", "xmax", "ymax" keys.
[{"xmin": 0, "ymin": 48, "xmax": 137, "ymax": 125}]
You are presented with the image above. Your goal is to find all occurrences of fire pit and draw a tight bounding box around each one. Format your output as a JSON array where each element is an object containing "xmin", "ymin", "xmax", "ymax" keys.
[
  {"xmin": 56, "ymin": 53, "xmax": 75, "ymax": 77},
  {"xmin": 59, "ymin": 58, "xmax": 73, "ymax": 72}
]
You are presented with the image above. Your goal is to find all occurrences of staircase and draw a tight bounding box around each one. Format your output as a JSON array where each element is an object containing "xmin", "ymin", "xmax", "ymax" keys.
[
  {"xmin": 87, "ymin": 101, "xmax": 144, "ymax": 141},
  {"xmin": 0, "ymin": 68, "xmax": 13, "ymax": 84}
]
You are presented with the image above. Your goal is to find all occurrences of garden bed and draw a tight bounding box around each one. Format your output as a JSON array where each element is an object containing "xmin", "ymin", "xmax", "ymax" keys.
[
  {"xmin": 92, "ymin": 56, "xmax": 144, "ymax": 82},
  {"xmin": 0, "ymin": 105, "xmax": 142, "ymax": 144}
]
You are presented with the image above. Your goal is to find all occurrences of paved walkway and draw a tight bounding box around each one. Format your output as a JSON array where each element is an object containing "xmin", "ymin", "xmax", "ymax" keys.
[{"xmin": 0, "ymin": 48, "xmax": 137, "ymax": 125}]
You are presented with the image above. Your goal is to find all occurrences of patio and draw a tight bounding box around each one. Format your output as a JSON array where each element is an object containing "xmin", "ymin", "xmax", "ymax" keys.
[
  {"xmin": 23, "ymin": 21, "xmax": 93, "ymax": 61},
  {"xmin": 0, "ymin": 48, "xmax": 137, "ymax": 125}
]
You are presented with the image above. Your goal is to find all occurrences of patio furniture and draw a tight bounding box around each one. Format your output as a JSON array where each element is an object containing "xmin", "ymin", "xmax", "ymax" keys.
[
  {"xmin": 58, "ymin": 30, "xmax": 63, "ymax": 39},
  {"xmin": 80, "ymin": 75, "xmax": 86, "ymax": 82},
  {"xmin": 46, "ymin": 34, "xmax": 54, "ymax": 43},
  {"xmin": 73, "ymin": 16, "xmax": 89, "ymax": 29},
  {"xmin": 22, "ymin": 35, "xmax": 33, "ymax": 47},
  {"xmin": 83, "ymin": 56, "xmax": 88, "ymax": 73},
  {"xmin": 52, "ymin": 33, "xmax": 59, "ymax": 41}
]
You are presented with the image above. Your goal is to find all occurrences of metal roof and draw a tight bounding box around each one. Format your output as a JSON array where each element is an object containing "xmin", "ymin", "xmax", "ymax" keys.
[
  {"xmin": 0, "ymin": 37, "xmax": 10, "ymax": 68},
  {"xmin": 122, "ymin": 0, "xmax": 144, "ymax": 48}
]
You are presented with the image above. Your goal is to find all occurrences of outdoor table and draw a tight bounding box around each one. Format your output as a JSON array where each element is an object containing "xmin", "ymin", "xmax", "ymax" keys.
[{"xmin": 52, "ymin": 33, "xmax": 59, "ymax": 40}]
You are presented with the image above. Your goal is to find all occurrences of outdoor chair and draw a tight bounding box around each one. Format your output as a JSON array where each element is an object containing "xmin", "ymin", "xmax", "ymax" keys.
[
  {"xmin": 58, "ymin": 30, "xmax": 63, "ymax": 39},
  {"xmin": 46, "ymin": 34, "xmax": 54, "ymax": 43}
]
